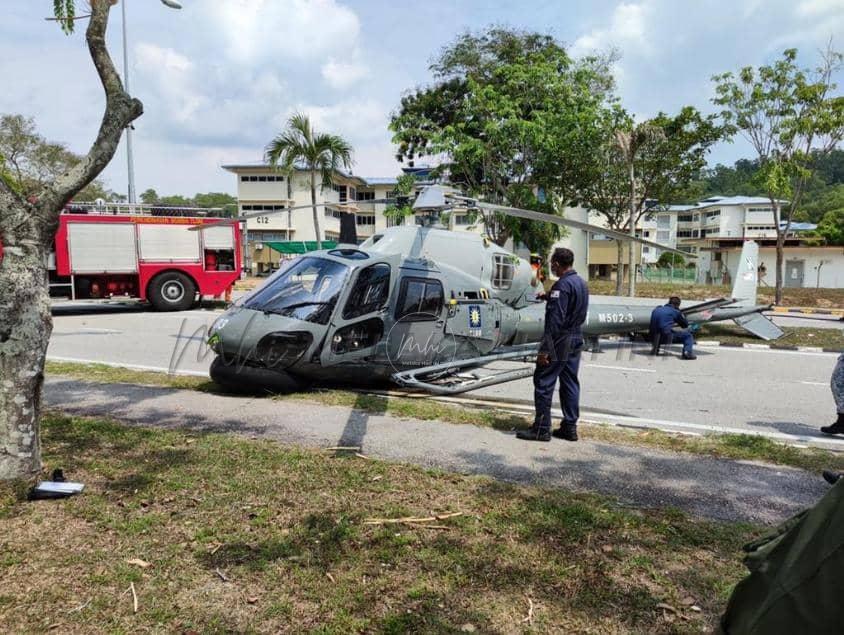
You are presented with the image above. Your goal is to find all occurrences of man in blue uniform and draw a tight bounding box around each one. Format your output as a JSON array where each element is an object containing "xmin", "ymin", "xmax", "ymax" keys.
[
  {"xmin": 517, "ymin": 248, "xmax": 589, "ymax": 442},
  {"xmin": 649, "ymin": 297, "xmax": 696, "ymax": 360}
]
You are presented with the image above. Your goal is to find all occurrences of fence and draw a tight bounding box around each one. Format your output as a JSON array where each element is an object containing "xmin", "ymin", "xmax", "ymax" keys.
[{"xmin": 640, "ymin": 266, "xmax": 698, "ymax": 284}]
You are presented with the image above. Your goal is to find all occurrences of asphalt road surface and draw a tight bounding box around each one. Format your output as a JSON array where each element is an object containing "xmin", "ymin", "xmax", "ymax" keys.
[{"xmin": 48, "ymin": 302, "xmax": 844, "ymax": 449}]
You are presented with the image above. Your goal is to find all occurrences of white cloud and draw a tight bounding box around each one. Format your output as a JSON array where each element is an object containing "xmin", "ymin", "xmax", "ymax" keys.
[
  {"xmin": 204, "ymin": 0, "xmax": 360, "ymax": 63},
  {"xmin": 321, "ymin": 58, "xmax": 369, "ymax": 90},
  {"xmin": 571, "ymin": 1, "xmax": 652, "ymax": 59},
  {"xmin": 795, "ymin": 0, "xmax": 844, "ymax": 17}
]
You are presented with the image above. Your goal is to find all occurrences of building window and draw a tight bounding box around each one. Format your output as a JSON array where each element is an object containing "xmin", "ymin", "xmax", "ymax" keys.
[
  {"xmin": 343, "ymin": 263, "xmax": 391, "ymax": 319},
  {"xmin": 356, "ymin": 214, "xmax": 376, "ymax": 226},
  {"xmin": 705, "ymin": 210, "xmax": 721, "ymax": 219},
  {"xmin": 332, "ymin": 184, "xmax": 348, "ymax": 203},
  {"xmin": 396, "ymin": 278, "xmax": 444, "ymax": 321},
  {"xmin": 356, "ymin": 191, "xmax": 376, "ymax": 201},
  {"xmin": 657, "ymin": 230, "xmax": 671, "ymax": 241},
  {"xmin": 657, "ymin": 215, "xmax": 671, "ymax": 228},
  {"xmin": 748, "ymin": 207, "xmax": 772, "ymax": 214},
  {"xmin": 324, "ymin": 208, "xmax": 343, "ymax": 219},
  {"xmin": 643, "ymin": 247, "xmax": 650, "ymax": 253},
  {"xmin": 677, "ymin": 230, "xmax": 693, "ymax": 238},
  {"xmin": 242, "ymin": 204, "xmax": 287, "ymax": 211},
  {"xmin": 678, "ymin": 214, "xmax": 694, "ymax": 222},
  {"xmin": 453, "ymin": 214, "xmax": 473, "ymax": 226},
  {"xmin": 492, "ymin": 254, "xmax": 515, "ymax": 290}
]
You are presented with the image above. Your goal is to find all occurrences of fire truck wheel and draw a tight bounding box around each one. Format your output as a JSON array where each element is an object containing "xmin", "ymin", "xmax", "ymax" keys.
[{"xmin": 148, "ymin": 272, "xmax": 196, "ymax": 312}]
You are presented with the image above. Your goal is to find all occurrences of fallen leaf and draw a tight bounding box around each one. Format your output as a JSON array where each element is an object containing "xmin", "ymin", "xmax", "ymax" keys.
[
  {"xmin": 126, "ymin": 558, "xmax": 152, "ymax": 569},
  {"xmin": 246, "ymin": 597, "xmax": 258, "ymax": 604}
]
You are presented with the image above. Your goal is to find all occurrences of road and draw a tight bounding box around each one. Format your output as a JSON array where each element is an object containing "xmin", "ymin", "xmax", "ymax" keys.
[{"xmin": 48, "ymin": 302, "xmax": 844, "ymax": 449}]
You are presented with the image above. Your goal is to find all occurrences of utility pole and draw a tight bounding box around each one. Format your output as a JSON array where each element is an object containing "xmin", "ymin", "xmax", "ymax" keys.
[{"xmin": 627, "ymin": 160, "xmax": 637, "ymax": 297}]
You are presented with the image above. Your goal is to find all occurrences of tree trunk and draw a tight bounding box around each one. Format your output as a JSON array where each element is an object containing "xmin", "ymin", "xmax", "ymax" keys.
[
  {"xmin": 775, "ymin": 233, "xmax": 785, "ymax": 305},
  {"xmin": 773, "ymin": 201, "xmax": 784, "ymax": 305},
  {"xmin": 615, "ymin": 240, "xmax": 624, "ymax": 296},
  {"xmin": 0, "ymin": 2, "xmax": 143, "ymax": 481},
  {"xmin": 627, "ymin": 161, "xmax": 637, "ymax": 297},
  {"xmin": 0, "ymin": 221, "xmax": 51, "ymax": 480},
  {"xmin": 310, "ymin": 172, "xmax": 322, "ymax": 250}
]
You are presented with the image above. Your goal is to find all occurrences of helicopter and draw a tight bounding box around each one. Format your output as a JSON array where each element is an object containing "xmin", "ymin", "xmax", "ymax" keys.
[{"xmin": 203, "ymin": 185, "xmax": 780, "ymax": 395}]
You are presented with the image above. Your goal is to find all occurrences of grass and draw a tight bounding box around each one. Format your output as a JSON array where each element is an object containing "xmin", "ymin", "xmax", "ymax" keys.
[
  {"xmin": 698, "ymin": 324, "xmax": 844, "ymax": 350},
  {"xmin": 0, "ymin": 412, "xmax": 759, "ymax": 633},
  {"xmin": 588, "ymin": 280, "xmax": 844, "ymax": 309},
  {"xmin": 45, "ymin": 361, "xmax": 844, "ymax": 474}
]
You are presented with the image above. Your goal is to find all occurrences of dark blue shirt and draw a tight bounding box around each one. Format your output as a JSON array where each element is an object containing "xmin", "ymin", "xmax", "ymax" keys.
[
  {"xmin": 649, "ymin": 304, "xmax": 688, "ymax": 336},
  {"xmin": 540, "ymin": 270, "xmax": 589, "ymax": 356}
]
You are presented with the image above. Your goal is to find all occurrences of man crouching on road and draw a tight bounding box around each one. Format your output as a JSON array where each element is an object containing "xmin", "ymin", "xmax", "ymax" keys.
[
  {"xmin": 517, "ymin": 248, "xmax": 589, "ymax": 443},
  {"xmin": 649, "ymin": 297, "xmax": 697, "ymax": 360}
]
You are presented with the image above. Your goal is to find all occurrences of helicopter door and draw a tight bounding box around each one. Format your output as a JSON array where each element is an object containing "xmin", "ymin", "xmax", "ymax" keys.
[
  {"xmin": 382, "ymin": 275, "xmax": 453, "ymax": 371},
  {"xmin": 320, "ymin": 259, "xmax": 395, "ymax": 366}
]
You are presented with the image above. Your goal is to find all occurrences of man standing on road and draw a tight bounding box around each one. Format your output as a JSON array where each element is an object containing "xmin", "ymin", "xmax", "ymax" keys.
[
  {"xmin": 517, "ymin": 248, "xmax": 589, "ymax": 443},
  {"xmin": 820, "ymin": 353, "xmax": 844, "ymax": 436},
  {"xmin": 649, "ymin": 297, "xmax": 697, "ymax": 360}
]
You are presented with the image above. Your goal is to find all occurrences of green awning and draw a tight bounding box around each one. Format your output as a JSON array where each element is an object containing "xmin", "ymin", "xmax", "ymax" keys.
[{"xmin": 265, "ymin": 240, "xmax": 337, "ymax": 255}]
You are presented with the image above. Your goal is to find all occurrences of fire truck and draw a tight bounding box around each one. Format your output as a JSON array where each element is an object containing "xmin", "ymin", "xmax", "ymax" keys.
[{"xmin": 43, "ymin": 201, "xmax": 242, "ymax": 311}]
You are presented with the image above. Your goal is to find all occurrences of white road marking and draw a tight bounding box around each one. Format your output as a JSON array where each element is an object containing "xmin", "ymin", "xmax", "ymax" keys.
[
  {"xmin": 46, "ymin": 356, "xmax": 208, "ymax": 377},
  {"xmin": 800, "ymin": 381, "xmax": 828, "ymax": 386},
  {"xmin": 584, "ymin": 363, "xmax": 655, "ymax": 373},
  {"xmin": 53, "ymin": 328, "xmax": 122, "ymax": 334}
]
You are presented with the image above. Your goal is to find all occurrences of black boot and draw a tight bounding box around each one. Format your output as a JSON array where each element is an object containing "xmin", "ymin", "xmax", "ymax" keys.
[
  {"xmin": 516, "ymin": 427, "xmax": 551, "ymax": 442},
  {"xmin": 552, "ymin": 426, "xmax": 578, "ymax": 442},
  {"xmin": 823, "ymin": 470, "xmax": 842, "ymax": 485},
  {"xmin": 820, "ymin": 413, "xmax": 844, "ymax": 435}
]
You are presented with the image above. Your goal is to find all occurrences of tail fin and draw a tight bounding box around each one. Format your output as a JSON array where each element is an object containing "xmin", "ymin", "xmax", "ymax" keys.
[{"xmin": 731, "ymin": 240, "xmax": 759, "ymax": 306}]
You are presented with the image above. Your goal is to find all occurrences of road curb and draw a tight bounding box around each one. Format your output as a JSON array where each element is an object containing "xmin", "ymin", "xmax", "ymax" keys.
[
  {"xmin": 771, "ymin": 306, "xmax": 844, "ymax": 318},
  {"xmin": 695, "ymin": 341, "xmax": 842, "ymax": 353}
]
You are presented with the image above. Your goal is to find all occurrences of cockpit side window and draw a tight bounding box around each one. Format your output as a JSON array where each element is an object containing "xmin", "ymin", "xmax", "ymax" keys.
[
  {"xmin": 395, "ymin": 278, "xmax": 444, "ymax": 321},
  {"xmin": 492, "ymin": 254, "xmax": 514, "ymax": 289},
  {"xmin": 343, "ymin": 263, "xmax": 391, "ymax": 319}
]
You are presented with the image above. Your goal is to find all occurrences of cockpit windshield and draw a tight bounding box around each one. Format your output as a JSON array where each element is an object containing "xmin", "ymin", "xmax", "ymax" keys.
[{"xmin": 242, "ymin": 257, "xmax": 350, "ymax": 324}]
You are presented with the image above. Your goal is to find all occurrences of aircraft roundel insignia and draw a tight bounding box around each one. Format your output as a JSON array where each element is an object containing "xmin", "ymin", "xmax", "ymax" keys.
[{"xmin": 468, "ymin": 305, "xmax": 482, "ymax": 329}]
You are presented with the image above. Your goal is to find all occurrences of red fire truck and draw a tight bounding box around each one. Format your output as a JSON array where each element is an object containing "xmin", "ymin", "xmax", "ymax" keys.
[{"xmin": 42, "ymin": 201, "xmax": 242, "ymax": 311}]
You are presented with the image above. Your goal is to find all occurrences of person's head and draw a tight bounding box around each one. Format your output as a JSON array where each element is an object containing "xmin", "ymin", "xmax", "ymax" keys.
[
  {"xmin": 550, "ymin": 248, "xmax": 574, "ymax": 276},
  {"xmin": 668, "ymin": 296, "xmax": 681, "ymax": 309}
]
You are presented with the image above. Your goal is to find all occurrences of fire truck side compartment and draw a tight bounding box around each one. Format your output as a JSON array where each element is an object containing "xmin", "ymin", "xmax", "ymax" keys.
[{"xmin": 67, "ymin": 223, "xmax": 138, "ymax": 273}]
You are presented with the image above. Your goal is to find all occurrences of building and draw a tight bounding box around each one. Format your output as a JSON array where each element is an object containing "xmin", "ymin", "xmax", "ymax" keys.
[{"xmin": 222, "ymin": 162, "xmax": 400, "ymax": 273}]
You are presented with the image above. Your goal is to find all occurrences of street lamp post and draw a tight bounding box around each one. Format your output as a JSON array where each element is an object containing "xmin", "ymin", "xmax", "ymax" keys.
[{"xmin": 121, "ymin": 0, "xmax": 182, "ymax": 204}]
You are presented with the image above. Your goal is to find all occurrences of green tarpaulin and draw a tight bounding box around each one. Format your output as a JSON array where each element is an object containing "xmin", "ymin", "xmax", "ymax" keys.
[{"xmin": 265, "ymin": 241, "xmax": 337, "ymax": 255}]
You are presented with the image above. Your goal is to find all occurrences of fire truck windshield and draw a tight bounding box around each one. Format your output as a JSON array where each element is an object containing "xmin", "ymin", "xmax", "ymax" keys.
[{"xmin": 243, "ymin": 257, "xmax": 350, "ymax": 324}]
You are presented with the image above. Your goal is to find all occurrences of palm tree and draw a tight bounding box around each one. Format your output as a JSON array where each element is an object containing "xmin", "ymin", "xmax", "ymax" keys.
[{"xmin": 265, "ymin": 113, "xmax": 353, "ymax": 249}]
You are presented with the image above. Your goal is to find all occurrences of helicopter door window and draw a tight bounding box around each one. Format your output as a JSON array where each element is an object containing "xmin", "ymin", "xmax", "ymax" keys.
[
  {"xmin": 396, "ymin": 278, "xmax": 444, "ymax": 321},
  {"xmin": 343, "ymin": 263, "xmax": 391, "ymax": 319},
  {"xmin": 492, "ymin": 254, "xmax": 515, "ymax": 289}
]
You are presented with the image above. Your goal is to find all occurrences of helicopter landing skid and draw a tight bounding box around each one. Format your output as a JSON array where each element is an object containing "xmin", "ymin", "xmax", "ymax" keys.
[{"xmin": 391, "ymin": 345, "xmax": 538, "ymax": 395}]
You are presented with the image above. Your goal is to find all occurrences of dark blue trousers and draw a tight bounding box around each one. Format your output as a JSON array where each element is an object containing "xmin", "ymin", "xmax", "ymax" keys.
[
  {"xmin": 533, "ymin": 350, "xmax": 582, "ymax": 433},
  {"xmin": 670, "ymin": 330, "xmax": 694, "ymax": 356}
]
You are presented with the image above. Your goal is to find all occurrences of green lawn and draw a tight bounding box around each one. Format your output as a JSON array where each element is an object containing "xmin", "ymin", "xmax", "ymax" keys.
[
  {"xmin": 0, "ymin": 413, "xmax": 757, "ymax": 633},
  {"xmin": 698, "ymin": 324, "xmax": 844, "ymax": 350}
]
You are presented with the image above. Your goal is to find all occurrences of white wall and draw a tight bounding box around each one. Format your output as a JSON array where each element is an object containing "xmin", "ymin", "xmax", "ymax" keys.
[{"xmin": 725, "ymin": 247, "xmax": 844, "ymax": 289}]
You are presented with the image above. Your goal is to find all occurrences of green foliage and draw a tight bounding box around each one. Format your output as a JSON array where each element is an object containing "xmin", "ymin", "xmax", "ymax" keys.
[
  {"xmin": 579, "ymin": 107, "xmax": 723, "ymax": 232},
  {"xmin": 137, "ymin": 189, "xmax": 237, "ymax": 216},
  {"xmin": 815, "ymin": 208, "xmax": 844, "ymax": 245},
  {"xmin": 53, "ymin": 0, "xmax": 76, "ymax": 34},
  {"xmin": 0, "ymin": 113, "xmax": 117, "ymax": 200},
  {"xmin": 390, "ymin": 26, "xmax": 615, "ymax": 251},
  {"xmin": 656, "ymin": 252, "xmax": 686, "ymax": 268},
  {"xmin": 265, "ymin": 113, "xmax": 353, "ymax": 189}
]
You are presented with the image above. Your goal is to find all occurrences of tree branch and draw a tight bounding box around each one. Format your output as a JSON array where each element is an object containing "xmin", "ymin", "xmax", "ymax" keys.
[{"xmin": 36, "ymin": 0, "xmax": 143, "ymax": 232}]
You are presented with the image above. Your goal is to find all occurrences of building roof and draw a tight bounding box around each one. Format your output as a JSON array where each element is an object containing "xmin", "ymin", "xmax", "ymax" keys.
[
  {"xmin": 221, "ymin": 160, "xmax": 397, "ymax": 187},
  {"xmin": 695, "ymin": 195, "xmax": 788, "ymax": 207}
]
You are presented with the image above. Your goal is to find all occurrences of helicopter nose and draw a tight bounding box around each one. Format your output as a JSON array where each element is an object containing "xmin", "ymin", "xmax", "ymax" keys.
[{"xmin": 254, "ymin": 332, "xmax": 313, "ymax": 369}]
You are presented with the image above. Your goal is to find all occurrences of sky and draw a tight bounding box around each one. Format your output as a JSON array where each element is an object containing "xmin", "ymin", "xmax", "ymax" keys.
[{"xmin": 1, "ymin": 0, "xmax": 842, "ymax": 198}]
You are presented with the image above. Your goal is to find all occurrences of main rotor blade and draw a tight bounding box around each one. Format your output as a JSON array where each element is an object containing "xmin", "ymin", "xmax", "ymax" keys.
[
  {"xmin": 469, "ymin": 200, "xmax": 696, "ymax": 258},
  {"xmin": 187, "ymin": 198, "xmax": 395, "ymax": 231}
]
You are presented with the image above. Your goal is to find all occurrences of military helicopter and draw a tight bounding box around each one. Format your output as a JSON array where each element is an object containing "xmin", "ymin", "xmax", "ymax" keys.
[{"xmin": 203, "ymin": 185, "xmax": 779, "ymax": 395}]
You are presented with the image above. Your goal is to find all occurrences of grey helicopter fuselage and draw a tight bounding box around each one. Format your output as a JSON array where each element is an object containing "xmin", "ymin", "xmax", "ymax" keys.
[{"xmin": 207, "ymin": 225, "xmax": 764, "ymax": 393}]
